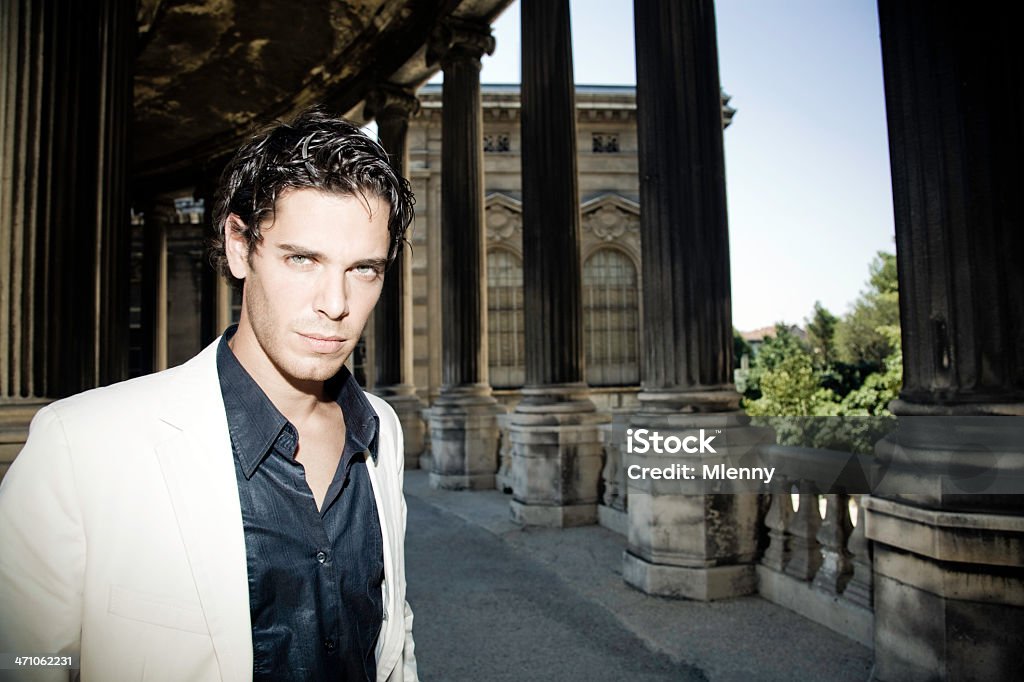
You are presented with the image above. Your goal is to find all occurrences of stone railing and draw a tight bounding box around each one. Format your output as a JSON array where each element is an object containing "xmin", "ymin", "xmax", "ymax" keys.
[
  {"xmin": 597, "ymin": 410, "xmax": 633, "ymax": 535},
  {"xmin": 756, "ymin": 444, "xmax": 874, "ymax": 648}
]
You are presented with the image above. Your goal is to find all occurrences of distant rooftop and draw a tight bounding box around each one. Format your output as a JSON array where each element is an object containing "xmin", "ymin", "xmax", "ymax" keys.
[{"xmin": 416, "ymin": 83, "xmax": 735, "ymax": 126}]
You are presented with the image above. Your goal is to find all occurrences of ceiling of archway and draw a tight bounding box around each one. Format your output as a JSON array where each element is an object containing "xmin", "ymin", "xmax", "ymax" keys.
[{"xmin": 134, "ymin": 0, "xmax": 509, "ymax": 179}]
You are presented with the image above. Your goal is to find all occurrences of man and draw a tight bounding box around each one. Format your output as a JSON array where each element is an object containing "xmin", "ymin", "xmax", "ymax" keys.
[{"xmin": 0, "ymin": 109, "xmax": 417, "ymax": 681}]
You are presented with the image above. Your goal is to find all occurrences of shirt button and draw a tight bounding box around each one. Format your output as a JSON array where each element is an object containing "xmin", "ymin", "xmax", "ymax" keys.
[
  {"xmin": 316, "ymin": 551, "xmax": 327, "ymax": 564},
  {"xmin": 323, "ymin": 638, "xmax": 336, "ymax": 652}
]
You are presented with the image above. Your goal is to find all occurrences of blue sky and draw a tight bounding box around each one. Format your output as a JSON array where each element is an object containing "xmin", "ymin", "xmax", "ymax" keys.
[{"xmin": 431, "ymin": 0, "xmax": 895, "ymax": 331}]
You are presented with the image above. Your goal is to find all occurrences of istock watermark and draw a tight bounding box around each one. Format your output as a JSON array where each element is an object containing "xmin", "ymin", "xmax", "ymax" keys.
[
  {"xmin": 625, "ymin": 428, "xmax": 777, "ymax": 485},
  {"xmin": 626, "ymin": 428, "xmax": 718, "ymax": 454}
]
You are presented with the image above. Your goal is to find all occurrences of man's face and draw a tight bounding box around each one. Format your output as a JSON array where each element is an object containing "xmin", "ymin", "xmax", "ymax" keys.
[{"xmin": 225, "ymin": 187, "xmax": 390, "ymax": 388}]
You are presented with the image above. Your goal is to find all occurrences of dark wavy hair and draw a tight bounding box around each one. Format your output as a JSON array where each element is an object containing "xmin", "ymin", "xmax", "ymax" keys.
[{"xmin": 211, "ymin": 106, "xmax": 414, "ymax": 282}]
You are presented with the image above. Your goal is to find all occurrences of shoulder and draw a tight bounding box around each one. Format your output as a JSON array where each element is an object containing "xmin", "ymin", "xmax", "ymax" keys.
[
  {"xmin": 364, "ymin": 392, "xmax": 401, "ymax": 441},
  {"xmin": 32, "ymin": 341, "xmax": 218, "ymax": 433},
  {"xmin": 363, "ymin": 392, "xmax": 405, "ymax": 463}
]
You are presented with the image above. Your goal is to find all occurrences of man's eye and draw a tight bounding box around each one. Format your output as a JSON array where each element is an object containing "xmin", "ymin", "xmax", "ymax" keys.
[
  {"xmin": 354, "ymin": 265, "xmax": 381, "ymax": 278},
  {"xmin": 288, "ymin": 255, "xmax": 311, "ymax": 265}
]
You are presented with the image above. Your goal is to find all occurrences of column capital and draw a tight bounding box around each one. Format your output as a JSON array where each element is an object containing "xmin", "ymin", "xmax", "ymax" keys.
[
  {"xmin": 364, "ymin": 84, "xmax": 420, "ymax": 123},
  {"xmin": 427, "ymin": 18, "xmax": 495, "ymax": 69}
]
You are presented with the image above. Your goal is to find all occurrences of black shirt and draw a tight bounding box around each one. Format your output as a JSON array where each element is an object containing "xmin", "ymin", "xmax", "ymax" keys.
[{"xmin": 217, "ymin": 328, "xmax": 384, "ymax": 681}]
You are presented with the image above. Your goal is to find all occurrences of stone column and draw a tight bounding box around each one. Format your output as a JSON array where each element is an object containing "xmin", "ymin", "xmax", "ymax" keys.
[
  {"xmin": 423, "ymin": 20, "xmax": 502, "ymax": 490},
  {"xmin": 195, "ymin": 172, "xmax": 223, "ymax": 347},
  {"xmin": 622, "ymin": 0, "xmax": 771, "ymax": 600},
  {"xmin": 866, "ymin": 3, "xmax": 1024, "ymax": 679},
  {"xmin": 139, "ymin": 196, "xmax": 171, "ymax": 374},
  {"xmin": 0, "ymin": 0, "xmax": 134, "ymax": 476},
  {"xmin": 508, "ymin": 0, "xmax": 608, "ymax": 527},
  {"xmin": 365, "ymin": 85, "xmax": 427, "ymax": 469}
]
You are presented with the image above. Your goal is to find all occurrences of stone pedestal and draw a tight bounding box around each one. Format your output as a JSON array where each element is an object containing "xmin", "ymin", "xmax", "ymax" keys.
[
  {"xmin": 865, "ymin": 408, "xmax": 1024, "ymax": 680},
  {"xmin": 376, "ymin": 385, "xmax": 427, "ymax": 471},
  {"xmin": 426, "ymin": 387, "xmax": 502, "ymax": 490},
  {"xmin": 865, "ymin": 494, "xmax": 1024, "ymax": 680},
  {"xmin": 622, "ymin": 407, "xmax": 773, "ymax": 600},
  {"xmin": 508, "ymin": 386, "xmax": 609, "ymax": 527}
]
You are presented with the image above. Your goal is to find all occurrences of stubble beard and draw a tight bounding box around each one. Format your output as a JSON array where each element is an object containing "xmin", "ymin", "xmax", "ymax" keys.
[{"xmin": 244, "ymin": 277, "xmax": 351, "ymax": 385}]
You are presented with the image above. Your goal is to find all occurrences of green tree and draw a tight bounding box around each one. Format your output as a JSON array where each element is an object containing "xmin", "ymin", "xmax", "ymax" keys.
[
  {"xmin": 743, "ymin": 324, "xmax": 840, "ymax": 416},
  {"xmin": 733, "ymin": 328, "xmax": 752, "ymax": 372},
  {"xmin": 838, "ymin": 325, "xmax": 902, "ymax": 416},
  {"xmin": 745, "ymin": 349, "xmax": 840, "ymax": 417},
  {"xmin": 805, "ymin": 301, "xmax": 839, "ymax": 368},
  {"xmin": 835, "ymin": 251, "xmax": 900, "ymax": 368}
]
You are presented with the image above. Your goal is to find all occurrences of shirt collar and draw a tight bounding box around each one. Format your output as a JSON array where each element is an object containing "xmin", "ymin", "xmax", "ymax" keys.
[{"xmin": 216, "ymin": 326, "xmax": 379, "ymax": 479}]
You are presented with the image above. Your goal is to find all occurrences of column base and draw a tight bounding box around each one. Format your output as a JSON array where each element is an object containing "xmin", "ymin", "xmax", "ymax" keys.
[
  {"xmin": 865, "ymin": 496, "xmax": 1024, "ymax": 681},
  {"xmin": 509, "ymin": 385, "xmax": 610, "ymax": 527},
  {"xmin": 510, "ymin": 500, "xmax": 596, "ymax": 527},
  {"xmin": 598, "ymin": 504, "xmax": 628, "ymax": 536},
  {"xmin": 426, "ymin": 385, "xmax": 502, "ymax": 491},
  {"xmin": 428, "ymin": 471, "xmax": 496, "ymax": 491},
  {"xmin": 622, "ymin": 550, "xmax": 756, "ymax": 600},
  {"xmin": 624, "ymin": 411, "xmax": 772, "ymax": 596},
  {"xmin": 374, "ymin": 385, "xmax": 427, "ymax": 470}
]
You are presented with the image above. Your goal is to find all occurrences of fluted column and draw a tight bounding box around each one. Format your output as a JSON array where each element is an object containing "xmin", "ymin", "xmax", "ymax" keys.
[
  {"xmin": 508, "ymin": 0, "xmax": 608, "ymax": 527},
  {"xmin": 365, "ymin": 85, "xmax": 426, "ymax": 467},
  {"xmin": 865, "ymin": 3, "xmax": 1024, "ymax": 679},
  {"xmin": 0, "ymin": 0, "xmax": 134, "ymax": 479},
  {"xmin": 622, "ymin": 0, "xmax": 770, "ymax": 600},
  {"xmin": 423, "ymin": 20, "xmax": 502, "ymax": 490},
  {"xmin": 138, "ymin": 195, "xmax": 171, "ymax": 374}
]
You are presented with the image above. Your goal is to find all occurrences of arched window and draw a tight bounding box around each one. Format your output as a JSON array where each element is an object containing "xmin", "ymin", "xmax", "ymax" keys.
[
  {"xmin": 583, "ymin": 248, "xmax": 640, "ymax": 386},
  {"xmin": 487, "ymin": 248, "xmax": 525, "ymax": 387}
]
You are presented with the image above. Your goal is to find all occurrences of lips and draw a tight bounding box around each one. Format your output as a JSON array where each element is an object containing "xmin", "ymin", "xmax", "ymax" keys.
[{"xmin": 298, "ymin": 332, "xmax": 346, "ymax": 353}]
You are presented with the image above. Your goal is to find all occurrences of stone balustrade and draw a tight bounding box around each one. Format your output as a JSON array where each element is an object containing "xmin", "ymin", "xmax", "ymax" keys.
[
  {"xmin": 590, "ymin": 425, "xmax": 875, "ymax": 646},
  {"xmin": 756, "ymin": 445, "xmax": 874, "ymax": 648}
]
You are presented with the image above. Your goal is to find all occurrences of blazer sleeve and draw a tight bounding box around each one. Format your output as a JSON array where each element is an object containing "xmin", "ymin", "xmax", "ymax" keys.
[
  {"xmin": 402, "ymin": 598, "xmax": 417, "ymax": 681},
  {"xmin": 0, "ymin": 405, "xmax": 86, "ymax": 682}
]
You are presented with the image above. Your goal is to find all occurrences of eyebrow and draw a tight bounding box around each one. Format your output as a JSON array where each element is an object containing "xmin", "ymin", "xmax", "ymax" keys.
[
  {"xmin": 354, "ymin": 257, "xmax": 389, "ymax": 271},
  {"xmin": 276, "ymin": 243, "xmax": 388, "ymax": 270},
  {"xmin": 276, "ymin": 243, "xmax": 325, "ymax": 260}
]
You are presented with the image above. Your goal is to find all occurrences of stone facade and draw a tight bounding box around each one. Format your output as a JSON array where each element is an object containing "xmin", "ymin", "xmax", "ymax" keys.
[{"xmin": 400, "ymin": 84, "xmax": 647, "ymax": 413}]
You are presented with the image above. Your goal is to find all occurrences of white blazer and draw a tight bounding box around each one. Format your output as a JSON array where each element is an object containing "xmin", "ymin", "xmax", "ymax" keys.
[{"xmin": 0, "ymin": 340, "xmax": 417, "ymax": 681}]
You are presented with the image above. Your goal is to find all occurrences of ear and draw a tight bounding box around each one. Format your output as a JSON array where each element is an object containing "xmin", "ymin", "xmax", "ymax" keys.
[{"xmin": 224, "ymin": 214, "xmax": 251, "ymax": 280}]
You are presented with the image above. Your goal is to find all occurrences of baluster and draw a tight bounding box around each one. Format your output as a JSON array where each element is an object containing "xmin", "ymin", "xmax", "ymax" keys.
[
  {"xmin": 495, "ymin": 413, "xmax": 513, "ymax": 493},
  {"xmin": 813, "ymin": 494, "xmax": 853, "ymax": 594},
  {"xmin": 761, "ymin": 478, "xmax": 792, "ymax": 572},
  {"xmin": 842, "ymin": 494, "xmax": 873, "ymax": 608},
  {"xmin": 785, "ymin": 485, "xmax": 823, "ymax": 581},
  {"xmin": 600, "ymin": 422, "xmax": 621, "ymax": 509}
]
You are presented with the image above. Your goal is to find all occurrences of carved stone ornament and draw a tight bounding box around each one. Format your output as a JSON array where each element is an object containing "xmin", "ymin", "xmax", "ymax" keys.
[
  {"xmin": 582, "ymin": 198, "xmax": 640, "ymax": 243},
  {"xmin": 364, "ymin": 85, "xmax": 420, "ymax": 121},
  {"xmin": 426, "ymin": 18, "xmax": 495, "ymax": 68},
  {"xmin": 486, "ymin": 204, "xmax": 522, "ymax": 243}
]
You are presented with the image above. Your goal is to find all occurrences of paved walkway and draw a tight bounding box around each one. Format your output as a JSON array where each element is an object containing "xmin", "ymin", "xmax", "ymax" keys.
[{"xmin": 403, "ymin": 470, "xmax": 873, "ymax": 682}]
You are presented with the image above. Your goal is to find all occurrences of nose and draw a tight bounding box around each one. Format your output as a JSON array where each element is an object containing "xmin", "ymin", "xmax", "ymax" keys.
[{"xmin": 313, "ymin": 268, "xmax": 349, "ymax": 320}]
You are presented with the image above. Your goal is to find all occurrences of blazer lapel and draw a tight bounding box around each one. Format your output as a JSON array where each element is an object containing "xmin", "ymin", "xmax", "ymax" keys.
[{"xmin": 154, "ymin": 341, "xmax": 253, "ymax": 682}]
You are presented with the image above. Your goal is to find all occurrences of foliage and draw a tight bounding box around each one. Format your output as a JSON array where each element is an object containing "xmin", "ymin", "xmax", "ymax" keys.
[
  {"xmin": 745, "ymin": 349, "xmax": 839, "ymax": 417},
  {"xmin": 733, "ymin": 329, "xmax": 752, "ymax": 372},
  {"xmin": 805, "ymin": 301, "xmax": 839, "ymax": 368},
  {"xmin": 741, "ymin": 253, "xmax": 903, "ymax": 452},
  {"xmin": 835, "ymin": 252, "xmax": 900, "ymax": 368}
]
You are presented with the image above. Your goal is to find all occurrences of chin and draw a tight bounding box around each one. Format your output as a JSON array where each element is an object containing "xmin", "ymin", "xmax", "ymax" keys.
[{"xmin": 295, "ymin": 361, "xmax": 347, "ymax": 383}]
